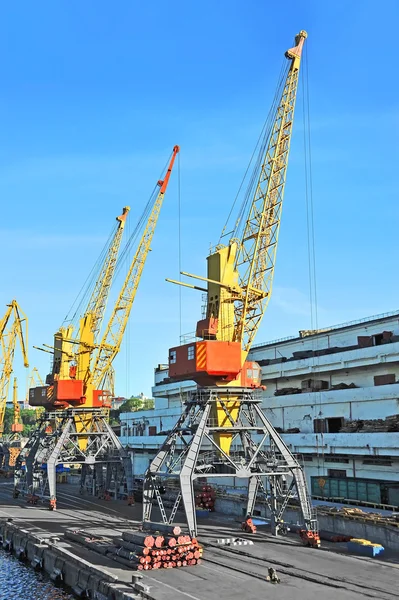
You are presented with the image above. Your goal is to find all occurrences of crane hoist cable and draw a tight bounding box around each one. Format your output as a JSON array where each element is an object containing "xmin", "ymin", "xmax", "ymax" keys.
[
  {"xmin": 64, "ymin": 222, "xmax": 121, "ymax": 329},
  {"xmin": 302, "ymin": 41, "xmax": 318, "ymax": 332},
  {"xmin": 114, "ymin": 148, "xmax": 174, "ymax": 281},
  {"xmin": 91, "ymin": 145, "xmax": 180, "ymax": 391},
  {"xmin": 64, "ymin": 149, "xmax": 174, "ymax": 337},
  {"xmin": 219, "ymin": 58, "xmax": 289, "ymax": 245},
  {"xmin": 233, "ymin": 64, "xmax": 290, "ymax": 243}
]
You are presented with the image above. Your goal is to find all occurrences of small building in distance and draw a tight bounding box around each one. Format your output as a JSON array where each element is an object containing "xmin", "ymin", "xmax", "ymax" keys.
[{"xmin": 120, "ymin": 309, "xmax": 399, "ymax": 509}]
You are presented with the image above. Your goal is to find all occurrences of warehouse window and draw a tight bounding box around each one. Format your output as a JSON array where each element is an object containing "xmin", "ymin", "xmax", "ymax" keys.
[
  {"xmin": 188, "ymin": 346, "xmax": 195, "ymax": 360},
  {"xmin": 327, "ymin": 417, "xmax": 344, "ymax": 433},
  {"xmin": 169, "ymin": 350, "xmax": 176, "ymax": 364},
  {"xmin": 363, "ymin": 458, "xmax": 392, "ymax": 466},
  {"xmin": 373, "ymin": 333, "xmax": 384, "ymax": 346},
  {"xmin": 314, "ymin": 417, "xmax": 344, "ymax": 433},
  {"xmin": 324, "ymin": 455, "xmax": 349, "ymax": 464},
  {"xmin": 328, "ymin": 469, "xmax": 347, "ymax": 478}
]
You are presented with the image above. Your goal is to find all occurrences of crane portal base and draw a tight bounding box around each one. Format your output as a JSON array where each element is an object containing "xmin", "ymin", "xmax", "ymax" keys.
[
  {"xmin": 142, "ymin": 387, "xmax": 318, "ymax": 538},
  {"xmin": 13, "ymin": 407, "xmax": 133, "ymax": 509}
]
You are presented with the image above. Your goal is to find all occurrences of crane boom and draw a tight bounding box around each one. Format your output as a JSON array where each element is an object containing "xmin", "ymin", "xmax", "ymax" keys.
[
  {"xmin": 92, "ymin": 145, "xmax": 180, "ymax": 388},
  {"xmin": 83, "ymin": 206, "xmax": 130, "ymax": 342},
  {"xmin": 233, "ymin": 30, "xmax": 307, "ymax": 353}
]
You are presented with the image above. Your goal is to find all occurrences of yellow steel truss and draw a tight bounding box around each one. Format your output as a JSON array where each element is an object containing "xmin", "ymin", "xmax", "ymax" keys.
[
  {"xmin": 92, "ymin": 146, "xmax": 180, "ymax": 390},
  {"xmin": 0, "ymin": 301, "xmax": 29, "ymax": 434},
  {"xmin": 233, "ymin": 31, "xmax": 307, "ymax": 355}
]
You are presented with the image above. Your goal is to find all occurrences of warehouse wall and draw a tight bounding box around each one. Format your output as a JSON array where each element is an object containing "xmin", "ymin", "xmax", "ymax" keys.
[{"xmin": 250, "ymin": 314, "xmax": 399, "ymax": 362}]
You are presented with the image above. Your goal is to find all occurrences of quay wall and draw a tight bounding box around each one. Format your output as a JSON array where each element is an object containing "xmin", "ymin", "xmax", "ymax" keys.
[{"xmin": 0, "ymin": 519, "xmax": 149, "ymax": 599}]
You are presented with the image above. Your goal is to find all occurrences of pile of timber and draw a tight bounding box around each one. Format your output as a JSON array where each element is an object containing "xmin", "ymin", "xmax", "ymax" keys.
[
  {"xmin": 274, "ymin": 387, "xmax": 301, "ymax": 396},
  {"xmin": 111, "ymin": 523, "xmax": 203, "ymax": 570},
  {"xmin": 329, "ymin": 382, "xmax": 358, "ymax": 390},
  {"xmin": 316, "ymin": 506, "xmax": 399, "ymax": 527},
  {"xmin": 340, "ymin": 414, "xmax": 399, "ymax": 433},
  {"xmin": 274, "ymin": 382, "xmax": 358, "ymax": 397}
]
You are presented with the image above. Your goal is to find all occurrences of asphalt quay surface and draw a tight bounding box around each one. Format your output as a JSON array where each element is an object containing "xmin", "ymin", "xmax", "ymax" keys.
[{"xmin": 0, "ymin": 480, "xmax": 398, "ymax": 600}]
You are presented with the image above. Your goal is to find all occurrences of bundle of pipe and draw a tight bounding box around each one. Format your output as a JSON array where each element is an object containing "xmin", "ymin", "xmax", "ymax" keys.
[
  {"xmin": 116, "ymin": 528, "xmax": 203, "ymax": 570},
  {"xmin": 195, "ymin": 484, "xmax": 216, "ymax": 511}
]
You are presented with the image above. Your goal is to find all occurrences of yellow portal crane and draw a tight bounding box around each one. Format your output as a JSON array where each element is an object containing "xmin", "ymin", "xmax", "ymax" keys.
[
  {"xmin": 30, "ymin": 145, "xmax": 180, "ymax": 412},
  {"xmin": 144, "ymin": 34, "xmax": 319, "ymax": 547},
  {"xmin": 169, "ymin": 31, "xmax": 306, "ymax": 385},
  {"xmin": 40, "ymin": 205, "xmax": 130, "ymax": 409},
  {"xmin": 24, "ymin": 147, "xmax": 179, "ymax": 501},
  {"xmin": 0, "ymin": 301, "xmax": 29, "ymax": 435}
]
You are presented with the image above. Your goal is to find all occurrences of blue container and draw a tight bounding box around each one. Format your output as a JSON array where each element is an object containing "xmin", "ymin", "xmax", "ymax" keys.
[{"xmin": 347, "ymin": 542, "xmax": 385, "ymax": 557}]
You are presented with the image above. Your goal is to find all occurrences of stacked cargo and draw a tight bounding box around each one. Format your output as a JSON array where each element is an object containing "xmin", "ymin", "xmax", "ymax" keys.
[
  {"xmin": 113, "ymin": 524, "xmax": 203, "ymax": 570},
  {"xmin": 195, "ymin": 484, "xmax": 216, "ymax": 511},
  {"xmin": 340, "ymin": 414, "xmax": 399, "ymax": 433}
]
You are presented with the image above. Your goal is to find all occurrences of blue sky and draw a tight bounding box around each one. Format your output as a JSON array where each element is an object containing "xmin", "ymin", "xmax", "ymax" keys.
[{"xmin": 1, "ymin": 1, "xmax": 398, "ymax": 399}]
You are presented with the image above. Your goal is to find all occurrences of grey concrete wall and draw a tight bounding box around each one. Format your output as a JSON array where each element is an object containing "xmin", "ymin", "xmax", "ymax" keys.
[
  {"xmin": 0, "ymin": 520, "xmax": 139, "ymax": 599},
  {"xmin": 215, "ymin": 497, "xmax": 399, "ymax": 552}
]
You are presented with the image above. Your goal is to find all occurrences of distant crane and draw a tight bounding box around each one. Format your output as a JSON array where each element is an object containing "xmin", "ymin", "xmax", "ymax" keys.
[
  {"xmin": 143, "ymin": 32, "xmax": 320, "ymax": 548},
  {"xmin": 30, "ymin": 145, "xmax": 180, "ymax": 413},
  {"xmin": 0, "ymin": 300, "xmax": 29, "ymax": 436},
  {"xmin": 16, "ymin": 145, "xmax": 180, "ymax": 509},
  {"xmin": 0, "ymin": 301, "xmax": 28, "ymax": 473}
]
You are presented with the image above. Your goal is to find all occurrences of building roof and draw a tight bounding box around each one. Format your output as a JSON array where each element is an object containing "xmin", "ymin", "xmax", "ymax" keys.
[{"xmin": 251, "ymin": 309, "xmax": 399, "ymax": 351}]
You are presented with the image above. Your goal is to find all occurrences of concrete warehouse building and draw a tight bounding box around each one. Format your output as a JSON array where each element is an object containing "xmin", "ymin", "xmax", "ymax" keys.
[{"xmin": 120, "ymin": 309, "xmax": 399, "ymax": 509}]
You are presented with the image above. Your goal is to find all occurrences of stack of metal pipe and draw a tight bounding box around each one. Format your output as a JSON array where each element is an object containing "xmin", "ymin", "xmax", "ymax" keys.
[
  {"xmin": 115, "ymin": 524, "xmax": 203, "ymax": 570},
  {"xmin": 195, "ymin": 484, "xmax": 216, "ymax": 511}
]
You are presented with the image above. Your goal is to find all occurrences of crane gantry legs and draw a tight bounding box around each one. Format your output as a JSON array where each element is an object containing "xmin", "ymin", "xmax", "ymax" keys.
[
  {"xmin": 14, "ymin": 407, "xmax": 133, "ymax": 509},
  {"xmin": 142, "ymin": 387, "xmax": 318, "ymax": 539}
]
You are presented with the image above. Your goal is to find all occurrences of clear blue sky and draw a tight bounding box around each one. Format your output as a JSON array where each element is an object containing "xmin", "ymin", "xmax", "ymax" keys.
[{"xmin": 1, "ymin": 1, "xmax": 398, "ymax": 399}]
